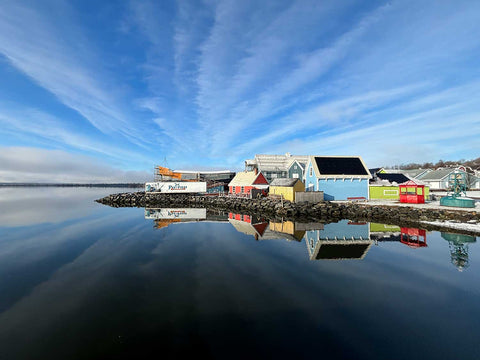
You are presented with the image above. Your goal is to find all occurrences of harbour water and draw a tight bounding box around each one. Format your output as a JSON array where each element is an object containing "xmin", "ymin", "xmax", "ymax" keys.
[{"xmin": 0, "ymin": 187, "xmax": 479, "ymax": 359}]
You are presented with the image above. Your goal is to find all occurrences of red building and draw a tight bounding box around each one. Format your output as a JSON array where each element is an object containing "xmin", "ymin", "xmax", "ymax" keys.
[
  {"xmin": 228, "ymin": 170, "xmax": 269, "ymax": 196},
  {"xmin": 399, "ymin": 180, "xmax": 425, "ymax": 204}
]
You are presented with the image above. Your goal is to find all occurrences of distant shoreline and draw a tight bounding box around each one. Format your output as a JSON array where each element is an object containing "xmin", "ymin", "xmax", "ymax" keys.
[{"xmin": 0, "ymin": 183, "xmax": 144, "ymax": 188}]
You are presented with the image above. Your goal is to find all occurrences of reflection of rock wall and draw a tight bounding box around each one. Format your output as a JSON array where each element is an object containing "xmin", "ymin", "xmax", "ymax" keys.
[{"xmin": 97, "ymin": 192, "xmax": 480, "ymax": 234}]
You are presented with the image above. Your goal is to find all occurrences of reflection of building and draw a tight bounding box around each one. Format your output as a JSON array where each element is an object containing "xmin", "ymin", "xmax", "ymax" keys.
[
  {"xmin": 400, "ymin": 227, "xmax": 427, "ymax": 248},
  {"xmin": 441, "ymin": 232, "xmax": 477, "ymax": 271},
  {"xmin": 268, "ymin": 220, "xmax": 307, "ymax": 242},
  {"xmin": 304, "ymin": 220, "xmax": 372, "ymax": 260},
  {"xmin": 369, "ymin": 223, "xmax": 401, "ymax": 242},
  {"xmin": 228, "ymin": 213, "xmax": 324, "ymax": 242},
  {"xmin": 145, "ymin": 208, "xmax": 207, "ymax": 229},
  {"xmin": 228, "ymin": 213, "xmax": 269, "ymax": 240}
]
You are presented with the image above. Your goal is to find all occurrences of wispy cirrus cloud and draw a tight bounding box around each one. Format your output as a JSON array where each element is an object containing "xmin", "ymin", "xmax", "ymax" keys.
[
  {"xmin": 0, "ymin": 0, "xmax": 153, "ymax": 147},
  {"xmin": 1, "ymin": 0, "xmax": 480, "ymax": 176}
]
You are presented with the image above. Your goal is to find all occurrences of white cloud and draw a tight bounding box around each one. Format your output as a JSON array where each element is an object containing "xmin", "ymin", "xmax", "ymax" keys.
[{"xmin": 0, "ymin": 147, "xmax": 151, "ymax": 183}]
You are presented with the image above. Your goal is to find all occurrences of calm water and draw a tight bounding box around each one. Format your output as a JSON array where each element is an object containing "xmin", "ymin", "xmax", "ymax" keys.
[{"xmin": 0, "ymin": 188, "xmax": 479, "ymax": 359}]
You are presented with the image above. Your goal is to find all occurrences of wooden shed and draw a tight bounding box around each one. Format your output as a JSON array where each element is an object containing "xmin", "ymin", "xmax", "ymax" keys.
[
  {"xmin": 269, "ymin": 178, "xmax": 305, "ymax": 202},
  {"xmin": 228, "ymin": 170, "xmax": 269, "ymax": 197}
]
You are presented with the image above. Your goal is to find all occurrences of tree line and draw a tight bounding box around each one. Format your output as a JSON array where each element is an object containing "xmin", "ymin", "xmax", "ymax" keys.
[{"xmin": 392, "ymin": 157, "xmax": 480, "ymax": 171}]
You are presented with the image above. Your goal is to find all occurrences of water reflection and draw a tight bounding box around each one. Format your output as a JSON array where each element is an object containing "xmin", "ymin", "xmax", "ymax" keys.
[
  {"xmin": 305, "ymin": 220, "xmax": 372, "ymax": 260},
  {"xmin": 400, "ymin": 227, "xmax": 427, "ymax": 248},
  {"xmin": 145, "ymin": 208, "xmax": 207, "ymax": 229},
  {"xmin": 227, "ymin": 213, "xmax": 269, "ymax": 240},
  {"xmin": 441, "ymin": 232, "xmax": 477, "ymax": 271},
  {"xmin": 144, "ymin": 210, "xmax": 478, "ymax": 267},
  {"xmin": 2, "ymin": 190, "xmax": 480, "ymax": 359}
]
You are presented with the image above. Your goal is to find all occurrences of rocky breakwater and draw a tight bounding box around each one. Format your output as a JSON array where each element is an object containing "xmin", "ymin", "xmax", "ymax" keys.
[{"xmin": 95, "ymin": 192, "xmax": 480, "ymax": 234}]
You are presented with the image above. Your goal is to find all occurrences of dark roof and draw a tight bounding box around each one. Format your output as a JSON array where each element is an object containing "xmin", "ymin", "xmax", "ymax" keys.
[
  {"xmin": 314, "ymin": 157, "xmax": 369, "ymax": 176},
  {"xmin": 377, "ymin": 173, "xmax": 410, "ymax": 184},
  {"xmin": 369, "ymin": 168, "xmax": 383, "ymax": 175}
]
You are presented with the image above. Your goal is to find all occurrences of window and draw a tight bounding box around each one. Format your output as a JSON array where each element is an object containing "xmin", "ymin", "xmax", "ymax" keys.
[
  {"xmin": 241, "ymin": 186, "xmax": 245, "ymax": 193},
  {"xmin": 384, "ymin": 190, "xmax": 398, "ymax": 196},
  {"xmin": 309, "ymin": 166, "xmax": 313, "ymax": 177}
]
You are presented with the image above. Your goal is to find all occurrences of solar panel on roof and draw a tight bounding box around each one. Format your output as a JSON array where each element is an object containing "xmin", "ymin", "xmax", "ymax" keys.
[
  {"xmin": 314, "ymin": 157, "xmax": 369, "ymax": 175},
  {"xmin": 377, "ymin": 173, "xmax": 410, "ymax": 183}
]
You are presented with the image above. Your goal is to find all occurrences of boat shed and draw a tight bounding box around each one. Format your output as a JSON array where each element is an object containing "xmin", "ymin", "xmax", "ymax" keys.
[
  {"xmin": 269, "ymin": 178, "xmax": 305, "ymax": 202},
  {"xmin": 305, "ymin": 156, "xmax": 371, "ymax": 200},
  {"xmin": 228, "ymin": 170, "xmax": 269, "ymax": 197}
]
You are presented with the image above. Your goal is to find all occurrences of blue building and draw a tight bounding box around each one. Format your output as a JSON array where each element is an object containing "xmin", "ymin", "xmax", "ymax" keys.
[{"xmin": 305, "ymin": 156, "xmax": 371, "ymax": 200}]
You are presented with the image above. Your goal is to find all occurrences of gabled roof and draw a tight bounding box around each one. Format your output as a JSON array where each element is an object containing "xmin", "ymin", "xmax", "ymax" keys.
[
  {"xmin": 309, "ymin": 156, "xmax": 371, "ymax": 178},
  {"xmin": 420, "ymin": 168, "xmax": 463, "ymax": 181},
  {"xmin": 270, "ymin": 178, "xmax": 303, "ymax": 187},
  {"xmin": 399, "ymin": 180, "xmax": 424, "ymax": 186},
  {"xmin": 369, "ymin": 167, "xmax": 384, "ymax": 176},
  {"xmin": 228, "ymin": 171, "xmax": 268, "ymax": 186},
  {"xmin": 246, "ymin": 153, "xmax": 309, "ymax": 172},
  {"xmin": 287, "ymin": 158, "xmax": 306, "ymax": 170},
  {"xmin": 376, "ymin": 173, "xmax": 410, "ymax": 184}
]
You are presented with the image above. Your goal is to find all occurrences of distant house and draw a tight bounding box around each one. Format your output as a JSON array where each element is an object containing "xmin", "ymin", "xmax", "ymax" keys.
[
  {"xmin": 287, "ymin": 159, "xmax": 306, "ymax": 180},
  {"xmin": 269, "ymin": 178, "xmax": 305, "ymax": 202},
  {"xmin": 420, "ymin": 168, "xmax": 469, "ymax": 190},
  {"xmin": 304, "ymin": 156, "xmax": 371, "ymax": 200},
  {"xmin": 472, "ymin": 175, "xmax": 480, "ymax": 189},
  {"xmin": 245, "ymin": 153, "xmax": 309, "ymax": 182},
  {"xmin": 228, "ymin": 170, "xmax": 269, "ymax": 196}
]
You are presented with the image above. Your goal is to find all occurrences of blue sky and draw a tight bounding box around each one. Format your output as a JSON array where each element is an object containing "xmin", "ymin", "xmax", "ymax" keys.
[{"xmin": 0, "ymin": 0, "xmax": 479, "ymax": 182}]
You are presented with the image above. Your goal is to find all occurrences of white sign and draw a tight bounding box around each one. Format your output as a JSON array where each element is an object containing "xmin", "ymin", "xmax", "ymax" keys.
[{"xmin": 145, "ymin": 181, "xmax": 207, "ymax": 193}]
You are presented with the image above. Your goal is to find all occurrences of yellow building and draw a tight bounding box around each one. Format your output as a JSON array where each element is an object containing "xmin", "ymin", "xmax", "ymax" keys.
[{"xmin": 269, "ymin": 178, "xmax": 305, "ymax": 202}]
